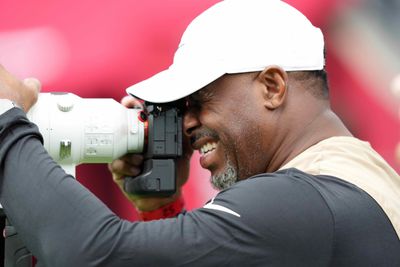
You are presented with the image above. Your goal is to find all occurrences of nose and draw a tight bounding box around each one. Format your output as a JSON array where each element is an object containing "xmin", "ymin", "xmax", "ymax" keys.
[{"xmin": 183, "ymin": 109, "xmax": 201, "ymax": 138}]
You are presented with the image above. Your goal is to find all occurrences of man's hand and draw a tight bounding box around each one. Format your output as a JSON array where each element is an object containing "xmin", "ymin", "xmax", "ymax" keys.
[
  {"xmin": 0, "ymin": 65, "xmax": 41, "ymax": 112},
  {"xmin": 108, "ymin": 95, "xmax": 193, "ymax": 212}
]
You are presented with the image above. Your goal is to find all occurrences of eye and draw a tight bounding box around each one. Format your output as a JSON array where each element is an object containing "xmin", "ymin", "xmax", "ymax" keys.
[
  {"xmin": 186, "ymin": 95, "xmax": 200, "ymax": 110},
  {"xmin": 185, "ymin": 88, "xmax": 215, "ymax": 113}
]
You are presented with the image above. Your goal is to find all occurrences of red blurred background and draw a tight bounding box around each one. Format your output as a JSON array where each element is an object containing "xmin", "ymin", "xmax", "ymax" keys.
[{"xmin": 1, "ymin": 0, "xmax": 399, "ymax": 222}]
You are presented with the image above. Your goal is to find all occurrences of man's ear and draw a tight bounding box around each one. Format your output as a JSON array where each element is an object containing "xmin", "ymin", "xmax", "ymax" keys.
[{"xmin": 257, "ymin": 66, "xmax": 288, "ymax": 110}]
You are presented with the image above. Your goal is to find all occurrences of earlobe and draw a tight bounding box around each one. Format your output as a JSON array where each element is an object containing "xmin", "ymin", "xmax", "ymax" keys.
[{"xmin": 257, "ymin": 66, "xmax": 288, "ymax": 110}]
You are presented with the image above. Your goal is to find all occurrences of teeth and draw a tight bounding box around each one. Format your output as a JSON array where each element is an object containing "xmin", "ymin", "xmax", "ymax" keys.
[{"xmin": 200, "ymin": 142, "xmax": 217, "ymax": 155}]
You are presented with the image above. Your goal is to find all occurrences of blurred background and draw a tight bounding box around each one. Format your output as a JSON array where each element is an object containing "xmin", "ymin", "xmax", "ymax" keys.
[{"xmin": 0, "ymin": 0, "xmax": 399, "ymax": 222}]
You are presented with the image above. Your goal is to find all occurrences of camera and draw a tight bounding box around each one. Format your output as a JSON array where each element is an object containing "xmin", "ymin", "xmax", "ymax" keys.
[{"xmin": 27, "ymin": 92, "xmax": 182, "ymax": 196}]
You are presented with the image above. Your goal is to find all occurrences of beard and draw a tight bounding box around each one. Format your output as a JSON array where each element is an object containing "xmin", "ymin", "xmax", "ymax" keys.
[
  {"xmin": 193, "ymin": 127, "xmax": 239, "ymax": 190},
  {"xmin": 210, "ymin": 159, "xmax": 238, "ymax": 191}
]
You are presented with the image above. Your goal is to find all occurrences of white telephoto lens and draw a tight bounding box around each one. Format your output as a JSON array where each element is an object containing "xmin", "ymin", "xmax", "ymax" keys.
[{"xmin": 27, "ymin": 93, "xmax": 145, "ymax": 169}]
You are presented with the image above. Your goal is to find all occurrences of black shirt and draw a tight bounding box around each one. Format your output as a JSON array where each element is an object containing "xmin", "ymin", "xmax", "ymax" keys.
[{"xmin": 1, "ymin": 108, "xmax": 399, "ymax": 266}]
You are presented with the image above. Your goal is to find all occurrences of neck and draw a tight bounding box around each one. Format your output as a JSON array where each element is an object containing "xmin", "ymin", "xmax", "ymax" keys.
[{"xmin": 266, "ymin": 106, "xmax": 352, "ymax": 173}]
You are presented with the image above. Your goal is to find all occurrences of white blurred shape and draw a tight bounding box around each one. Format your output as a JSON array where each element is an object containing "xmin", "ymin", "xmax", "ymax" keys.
[
  {"xmin": 391, "ymin": 74, "xmax": 400, "ymax": 99},
  {"xmin": 0, "ymin": 27, "xmax": 69, "ymax": 84}
]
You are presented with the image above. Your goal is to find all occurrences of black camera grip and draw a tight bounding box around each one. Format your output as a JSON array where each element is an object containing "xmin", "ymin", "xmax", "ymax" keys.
[{"xmin": 124, "ymin": 159, "xmax": 176, "ymax": 196}]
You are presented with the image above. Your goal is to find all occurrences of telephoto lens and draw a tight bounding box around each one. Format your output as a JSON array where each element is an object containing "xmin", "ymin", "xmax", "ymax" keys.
[{"xmin": 27, "ymin": 92, "xmax": 146, "ymax": 175}]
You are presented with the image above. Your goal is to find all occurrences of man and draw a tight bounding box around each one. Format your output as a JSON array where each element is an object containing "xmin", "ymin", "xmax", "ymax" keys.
[{"xmin": 0, "ymin": 0, "xmax": 399, "ymax": 266}]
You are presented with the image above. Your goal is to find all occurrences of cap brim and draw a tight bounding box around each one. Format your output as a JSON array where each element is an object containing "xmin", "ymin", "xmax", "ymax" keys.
[{"xmin": 126, "ymin": 64, "xmax": 224, "ymax": 103}]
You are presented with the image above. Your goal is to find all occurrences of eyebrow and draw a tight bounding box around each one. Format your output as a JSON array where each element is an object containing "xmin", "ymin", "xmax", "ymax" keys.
[{"xmin": 190, "ymin": 87, "xmax": 215, "ymax": 103}]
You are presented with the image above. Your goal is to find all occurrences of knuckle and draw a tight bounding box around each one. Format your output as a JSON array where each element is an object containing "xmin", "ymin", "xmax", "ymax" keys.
[
  {"xmin": 130, "ymin": 154, "xmax": 144, "ymax": 165},
  {"xmin": 109, "ymin": 159, "xmax": 122, "ymax": 172}
]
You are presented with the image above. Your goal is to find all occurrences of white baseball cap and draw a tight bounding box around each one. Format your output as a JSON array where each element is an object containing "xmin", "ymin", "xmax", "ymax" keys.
[{"xmin": 126, "ymin": 0, "xmax": 325, "ymax": 103}]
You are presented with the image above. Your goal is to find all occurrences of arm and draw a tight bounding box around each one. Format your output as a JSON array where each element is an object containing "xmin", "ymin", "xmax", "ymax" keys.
[{"xmin": 0, "ymin": 108, "xmax": 192, "ymax": 266}]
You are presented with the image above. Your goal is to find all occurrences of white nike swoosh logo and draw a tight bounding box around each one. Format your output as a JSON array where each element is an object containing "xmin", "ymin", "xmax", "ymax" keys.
[{"xmin": 203, "ymin": 198, "xmax": 241, "ymax": 217}]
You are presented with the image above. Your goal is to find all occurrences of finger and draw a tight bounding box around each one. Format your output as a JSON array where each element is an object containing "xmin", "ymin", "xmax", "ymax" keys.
[
  {"xmin": 0, "ymin": 64, "xmax": 13, "ymax": 81},
  {"xmin": 0, "ymin": 64, "xmax": 20, "ymax": 97},
  {"xmin": 121, "ymin": 95, "xmax": 144, "ymax": 109},
  {"xmin": 123, "ymin": 154, "xmax": 144, "ymax": 166},
  {"xmin": 108, "ymin": 159, "xmax": 141, "ymax": 178}
]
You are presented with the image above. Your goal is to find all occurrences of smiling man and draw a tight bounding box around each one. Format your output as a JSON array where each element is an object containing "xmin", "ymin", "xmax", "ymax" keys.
[{"xmin": 1, "ymin": 0, "xmax": 400, "ymax": 266}]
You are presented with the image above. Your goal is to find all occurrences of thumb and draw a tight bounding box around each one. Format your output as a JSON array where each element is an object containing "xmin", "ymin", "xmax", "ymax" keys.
[
  {"xmin": 121, "ymin": 95, "xmax": 144, "ymax": 109},
  {"xmin": 22, "ymin": 78, "xmax": 41, "ymax": 112},
  {"xmin": 23, "ymin": 77, "xmax": 41, "ymax": 93}
]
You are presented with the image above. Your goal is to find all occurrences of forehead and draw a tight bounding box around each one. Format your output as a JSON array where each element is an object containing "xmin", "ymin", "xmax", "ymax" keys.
[{"xmin": 190, "ymin": 71, "xmax": 259, "ymax": 99}]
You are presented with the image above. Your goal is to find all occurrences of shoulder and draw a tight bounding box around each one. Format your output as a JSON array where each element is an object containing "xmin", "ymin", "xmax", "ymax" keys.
[
  {"xmin": 217, "ymin": 168, "xmax": 393, "ymax": 222},
  {"xmin": 193, "ymin": 169, "xmax": 400, "ymax": 264},
  {"xmin": 196, "ymin": 169, "xmax": 335, "ymax": 263},
  {"xmin": 212, "ymin": 168, "xmax": 335, "ymax": 221},
  {"xmin": 207, "ymin": 168, "xmax": 396, "ymax": 238},
  {"xmin": 215, "ymin": 168, "xmax": 333, "ymax": 210},
  {"xmin": 200, "ymin": 169, "xmax": 337, "ymax": 240}
]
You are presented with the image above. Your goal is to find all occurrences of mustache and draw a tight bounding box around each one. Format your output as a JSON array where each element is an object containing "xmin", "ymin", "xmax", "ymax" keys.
[{"xmin": 190, "ymin": 128, "xmax": 219, "ymax": 145}]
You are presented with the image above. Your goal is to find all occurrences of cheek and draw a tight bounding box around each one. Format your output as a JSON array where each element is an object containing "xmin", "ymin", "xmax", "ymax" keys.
[{"xmin": 221, "ymin": 111, "xmax": 266, "ymax": 178}]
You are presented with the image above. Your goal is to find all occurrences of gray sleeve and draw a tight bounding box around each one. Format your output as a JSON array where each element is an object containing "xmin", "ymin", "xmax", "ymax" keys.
[
  {"xmin": 0, "ymin": 108, "xmax": 191, "ymax": 266},
  {"xmin": 0, "ymin": 108, "xmax": 335, "ymax": 267}
]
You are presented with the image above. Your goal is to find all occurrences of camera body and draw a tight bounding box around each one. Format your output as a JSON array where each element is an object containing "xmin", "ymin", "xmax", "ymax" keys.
[{"xmin": 27, "ymin": 93, "xmax": 182, "ymax": 196}]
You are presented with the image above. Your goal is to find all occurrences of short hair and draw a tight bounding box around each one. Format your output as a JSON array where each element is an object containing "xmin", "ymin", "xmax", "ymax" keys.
[{"xmin": 288, "ymin": 69, "xmax": 330, "ymax": 99}]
